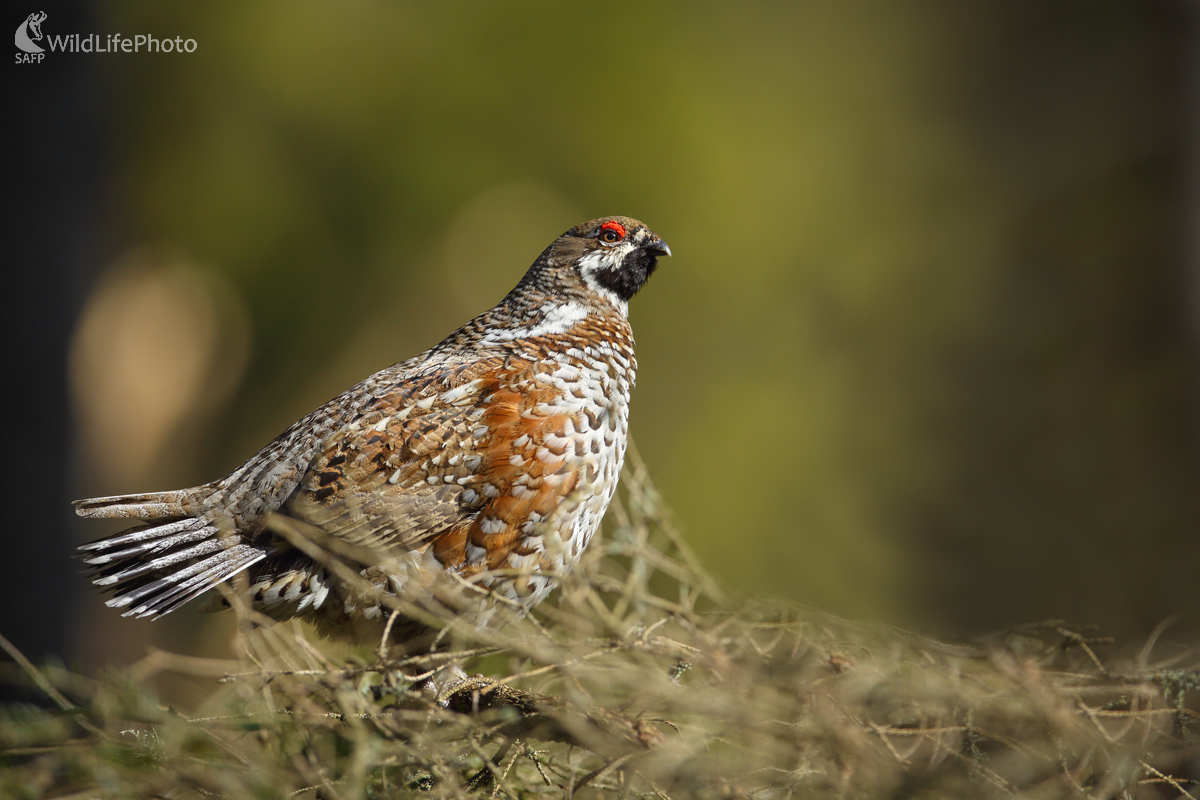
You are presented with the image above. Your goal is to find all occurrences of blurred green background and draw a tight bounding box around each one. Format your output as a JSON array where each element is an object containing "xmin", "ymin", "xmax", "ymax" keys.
[{"xmin": 12, "ymin": 1, "xmax": 1200, "ymax": 674}]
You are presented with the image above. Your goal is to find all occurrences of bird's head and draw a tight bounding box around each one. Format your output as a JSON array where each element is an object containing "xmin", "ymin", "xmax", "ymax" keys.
[{"xmin": 531, "ymin": 216, "xmax": 671, "ymax": 314}]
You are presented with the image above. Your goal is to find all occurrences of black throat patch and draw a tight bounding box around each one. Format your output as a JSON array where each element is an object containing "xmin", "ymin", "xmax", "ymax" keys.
[{"xmin": 595, "ymin": 248, "xmax": 660, "ymax": 302}]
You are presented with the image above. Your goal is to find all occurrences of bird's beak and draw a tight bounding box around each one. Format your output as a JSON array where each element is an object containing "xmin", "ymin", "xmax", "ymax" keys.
[{"xmin": 644, "ymin": 238, "xmax": 672, "ymax": 258}]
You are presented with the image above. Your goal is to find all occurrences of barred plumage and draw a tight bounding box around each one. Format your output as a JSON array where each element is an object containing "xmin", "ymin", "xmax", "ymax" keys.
[{"xmin": 75, "ymin": 217, "xmax": 669, "ymax": 652}]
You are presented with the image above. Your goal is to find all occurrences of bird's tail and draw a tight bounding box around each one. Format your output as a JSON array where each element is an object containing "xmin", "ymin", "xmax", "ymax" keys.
[
  {"xmin": 75, "ymin": 487, "xmax": 268, "ymax": 619},
  {"xmin": 74, "ymin": 488, "xmax": 205, "ymax": 521}
]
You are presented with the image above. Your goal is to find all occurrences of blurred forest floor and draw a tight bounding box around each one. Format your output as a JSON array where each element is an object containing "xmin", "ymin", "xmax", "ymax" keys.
[{"xmin": 3, "ymin": 457, "xmax": 1197, "ymax": 799}]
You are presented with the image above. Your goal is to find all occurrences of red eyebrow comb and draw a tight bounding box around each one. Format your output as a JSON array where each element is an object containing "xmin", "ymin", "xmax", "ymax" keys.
[{"xmin": 600, "ymin": 220, "xmax": 626, "ymax": 238}]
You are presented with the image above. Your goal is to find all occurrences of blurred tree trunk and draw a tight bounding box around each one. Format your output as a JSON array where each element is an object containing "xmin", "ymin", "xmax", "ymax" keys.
[{"xmin": 3, "ymin": 0, "xmax": 102, "ymax": 684}]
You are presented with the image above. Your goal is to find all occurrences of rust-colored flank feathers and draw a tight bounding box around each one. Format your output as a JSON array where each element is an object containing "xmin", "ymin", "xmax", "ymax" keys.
[{"xmin": 74, "ymin": 217, "xmax": 670, "ymax": 652}]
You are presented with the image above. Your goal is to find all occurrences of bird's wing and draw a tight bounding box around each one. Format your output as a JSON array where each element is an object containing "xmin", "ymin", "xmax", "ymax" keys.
[{"xmin": 285, "ymin": 356, "xmax": 589, "ymax": 573}]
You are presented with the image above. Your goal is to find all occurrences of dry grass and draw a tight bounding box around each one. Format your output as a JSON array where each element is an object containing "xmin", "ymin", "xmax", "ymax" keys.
[{"xmin": 2, "ymin": 451, "xmax": 1197, "ymax": 799}]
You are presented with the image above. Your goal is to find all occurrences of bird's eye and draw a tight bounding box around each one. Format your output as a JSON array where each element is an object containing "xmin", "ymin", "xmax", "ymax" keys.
[{"xmin": 598, "ymin": 221, "xmax": 626, "ymax": 244}]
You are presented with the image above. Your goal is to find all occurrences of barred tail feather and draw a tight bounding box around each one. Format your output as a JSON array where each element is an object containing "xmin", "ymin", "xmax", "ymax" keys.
[
  {"xmin": 73, "ymin": 487, "xmax": 210, "ymax": 520},
  {"xmin": 78, "ymin": 518, "xmax": 214, "ymax": 562},
  {"xmin": 110, "ymin": 544, "xmax": 266, "ymax": 619},
  {"xmin": 78, "ymin": 516, "xmax": 268, "ymax": 619}
]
